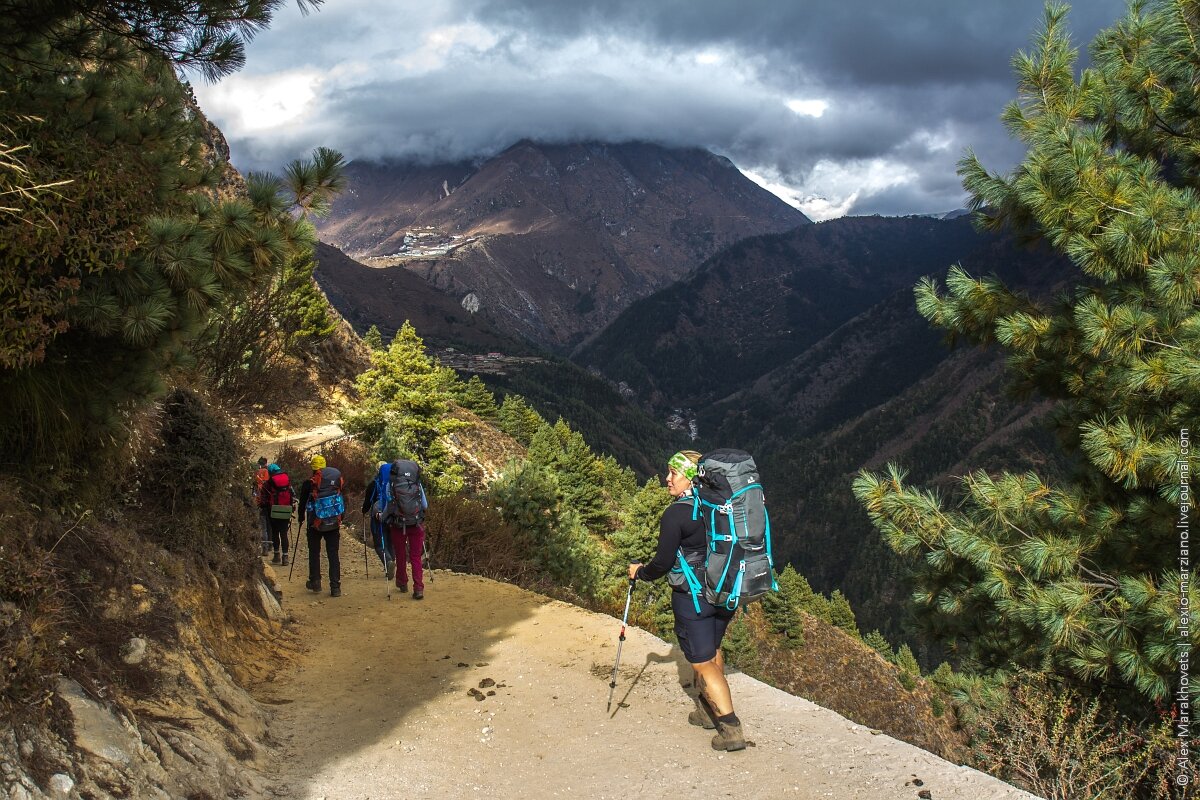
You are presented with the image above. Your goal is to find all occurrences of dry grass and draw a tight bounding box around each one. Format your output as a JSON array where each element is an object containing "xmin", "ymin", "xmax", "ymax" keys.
[{"xmin": 424, "ymin": 493, "xmax": 529, "ymax": 581}]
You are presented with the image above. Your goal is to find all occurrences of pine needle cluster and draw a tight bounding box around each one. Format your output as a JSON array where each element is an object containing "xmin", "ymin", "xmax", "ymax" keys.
[{"xmin": 854, "ymin": 1, "xmax": 1199, "ymax": 704}]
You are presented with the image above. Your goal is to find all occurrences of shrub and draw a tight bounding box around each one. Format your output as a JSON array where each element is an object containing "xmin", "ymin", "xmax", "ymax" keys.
[{"xmin": 969, "ymin": 674, "xmax": 1181, "ymax": 800}]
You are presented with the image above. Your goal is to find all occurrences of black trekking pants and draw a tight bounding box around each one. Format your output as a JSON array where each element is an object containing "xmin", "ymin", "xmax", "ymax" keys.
[
  {"xmin": 269, "ymin": 517, "xmax": 290, "ymax": 554},
  {"xmin": 307, "ymin": 526, "xmax": 340, "ymax": 587}
]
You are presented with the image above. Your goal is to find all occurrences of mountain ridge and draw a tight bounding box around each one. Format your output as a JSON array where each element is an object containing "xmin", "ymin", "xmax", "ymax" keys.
[{"xmin": 314, "ymin": 140, "xmax": 810, "ymax": 350}]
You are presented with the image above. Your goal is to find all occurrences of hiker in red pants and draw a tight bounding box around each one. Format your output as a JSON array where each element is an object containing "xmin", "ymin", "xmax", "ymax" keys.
[
  {"xmin": 383, "ymin": 459, "xmax": 429, "ymax": 600},
  {"xmin": 389, "ymin": 521, "xmax": 426, "ymax": 599}
]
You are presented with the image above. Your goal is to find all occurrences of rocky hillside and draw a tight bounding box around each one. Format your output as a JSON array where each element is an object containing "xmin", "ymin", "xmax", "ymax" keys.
[
  {"xmin": 313, "ymin": 140, "xmax": 810, "ymax": 350},
  {"xmin": 313, "ymin": 241, "xmax": 525, "ymax": 354}
]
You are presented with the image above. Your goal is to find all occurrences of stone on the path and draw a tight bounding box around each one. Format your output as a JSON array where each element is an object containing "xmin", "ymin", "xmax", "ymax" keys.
[
  {"xmin": 48, "ymin": 773, "xmax": 74, "ymax": 798},
  {"xmin": 122, "ymin": 637, "xmax": 148, "ymax": 665}
]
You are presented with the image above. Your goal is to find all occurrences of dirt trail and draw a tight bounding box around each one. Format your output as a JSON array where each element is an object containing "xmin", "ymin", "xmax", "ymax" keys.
[{"xmin": 256, "ymin": 533, "xmax": 1039, "ymax": 800}]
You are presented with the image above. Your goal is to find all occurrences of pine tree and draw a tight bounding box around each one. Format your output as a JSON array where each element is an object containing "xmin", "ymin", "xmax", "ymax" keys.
[
  {"xmin": 342, "ymin": 320, "xmax": 465, "ymax": 494},
  {"xmin": 453, "ymin": 374, "xmax": 497, "ymax": 419},
  {"xmin": 497, "ymin": 393, "xmax": 544, "ymax": 445},
  {"xmin": 853, "ymin": 2, "xmax": 1199, "ymax": 703},
  {"xmin": 828, "ymin": 589, "xmax": 860, "ymax": 638},
  {"xmin": 864, "ymin": 630, "xmax": 895, "ymax": 662},
  {"xmin": 1, "ymin": 0, "xmax": 324, "ymax": 82},
  {"xmin": 362, "ymin": 325, "xmax": 384, "ymax": 351},
  {"xmin": 761, "ymin": 563, "xmax": 805, "ymax": 648},
  {"xmin": 609, "ymin": 478, "xmax": 672, "ymax": 567},
  {"xmin": 721, "ymin": 613, "xmax": 760, "ymax": 672}
]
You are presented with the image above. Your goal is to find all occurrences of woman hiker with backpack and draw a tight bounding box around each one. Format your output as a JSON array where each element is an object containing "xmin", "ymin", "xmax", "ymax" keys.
[
  {"xmin": 627, "ymin": 450, "xmax": 746, "ymax": 752},
  {"xmin": 297, "ymin": 454, "xmax": 345, "ymax": 598},
  {"xmin": 368, "ymin": 458, "xmax": 429, "ymax": 600},
  {"xmin": 258, "ymin": 463, "xmax": 294, "ymax": 566}
]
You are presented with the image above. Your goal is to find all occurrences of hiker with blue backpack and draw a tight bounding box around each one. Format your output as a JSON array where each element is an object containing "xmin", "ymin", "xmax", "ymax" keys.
[
  {"xmin": 297, "ymin": 454, "xmax": 346, "ymax": 598},
  {"xmin": 628, "ymin": 449, "xmax": 777, "ymax": 752},
  {"xmin": 361, "ymin": 461, "xmax": 397, "ymax": 576}
]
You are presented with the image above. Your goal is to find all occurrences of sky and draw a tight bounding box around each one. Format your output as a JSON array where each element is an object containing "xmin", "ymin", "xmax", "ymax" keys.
[{"xmin": 192, "ymin": 0, "xmax": 1127, "ymax": 221}]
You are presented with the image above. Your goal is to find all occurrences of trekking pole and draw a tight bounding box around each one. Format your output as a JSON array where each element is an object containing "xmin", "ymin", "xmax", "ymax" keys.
[
  {"xmin": 362, "ymin": 513, "xmax": 369, "ymax": 579},
  {"xmin": 606, "ymin": 577, "xmax": 636, "ymax": 713},
  {"xmin": 423, "ymin": 532, "xmax": 434, "ymax": 582},
  {"xmin": 288, "ymin": 519, "xmax": 302, "ymax": 582},
  {"xmin": 384, "ymin": 521, "xmax": 392, "ymax": 602}
]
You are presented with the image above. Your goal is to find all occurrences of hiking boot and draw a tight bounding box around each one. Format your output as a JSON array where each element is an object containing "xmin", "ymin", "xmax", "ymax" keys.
[
  {"xmin": 330, "ymin": 586, "xmax": 341, "ymax": 598},
  {"xmin": 711, "ymin": 719, "xmax": 746, "ymax": 752},
  {"xmin": 688, "ymin": 696, "xmax": 716, "ymax": 730},
  {"xmin": 397, "ymin": 583, "xmax": 408, "ymax": 593},
  {"xmin": 412, "ymin": 590, "xmax": 424, "ymax": 600},
  {"xmin": 385, "ymin": 556, "xmax": 395, "ymax": 581},
  {"xmin": 305, "ymin": 579, "xmax": 321, "ymax": 593},
  {"xmin": 271, "ymin": 551, "xmax": 280, "ymax": 564},
  {"xmin": 280, "ymin": 554, "xmax": 289, "ymax": 566}
]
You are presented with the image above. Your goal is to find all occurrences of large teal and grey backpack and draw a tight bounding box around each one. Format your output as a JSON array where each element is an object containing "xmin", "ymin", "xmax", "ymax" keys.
[
  {"xmin": 307, "ymin": 466, "xmax": 344, "ymax": 532},
  {"xmin": 675, "ymin": 449, "xmax": 777, "ymax": 612}
]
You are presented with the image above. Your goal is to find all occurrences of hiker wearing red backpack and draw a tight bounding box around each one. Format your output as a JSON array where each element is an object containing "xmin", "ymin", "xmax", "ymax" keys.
[
  {"xmin": 628, "ymin": 450, "xmax": 746, "ymax": 752},
  {"xmin": 297, "ymin": 454, "xmax": 346, "ymax": 598},
  {"xmin": 257, "ymin": 463, "xmax": 294, "ymax": 566}
]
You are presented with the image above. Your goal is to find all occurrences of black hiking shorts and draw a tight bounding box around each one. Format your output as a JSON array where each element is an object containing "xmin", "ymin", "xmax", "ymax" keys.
[{"xmin": 671, "ymin": 590, "xmax": 735, "ymax": 664}]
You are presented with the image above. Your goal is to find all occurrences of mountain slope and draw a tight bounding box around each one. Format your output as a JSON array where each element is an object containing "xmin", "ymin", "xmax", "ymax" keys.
[
  {"xmin": 313, "ymin": 241, "xmax": 527, "ymax": 354},
  {"xmin": 576, "ymin": 214, "xmax": 992, "ymax": 413},
  {"xmin": 314, "ymin": 140, "xmax": 809, "ymax": 350}
]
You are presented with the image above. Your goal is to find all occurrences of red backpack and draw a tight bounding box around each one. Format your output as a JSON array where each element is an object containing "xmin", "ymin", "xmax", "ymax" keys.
[{"xmin": 266, "ymin": 473, "xmax": 294, "ymax": 520}]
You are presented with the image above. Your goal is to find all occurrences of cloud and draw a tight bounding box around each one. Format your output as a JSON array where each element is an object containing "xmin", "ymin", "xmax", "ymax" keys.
[{"xmin": 193, "ymin": 0, "xmax": 1127, "ymax": 217}]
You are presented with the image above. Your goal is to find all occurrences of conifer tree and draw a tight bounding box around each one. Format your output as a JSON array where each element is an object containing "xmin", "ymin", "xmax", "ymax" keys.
[
  {"xmin": 1, "ymin": 0, "xmax": 323, "ymax": 82},
  {"xmin": 362, "ymin": 325, "xmax": 384, "ymax": 351},
  {"xmin": 609, "ymin": 478, "xmax": 672, "ymax": 567},
  {"xmin": 453, "ymin": 374, "xmax": 497, "ymax": 420},
  {"xmin": 497, "ymin": 394, "xmax": 545, "ymax": 445},
  {"xmin": 853, "ymin": 1, "xmax": 1199, "ymax": 703},
  {"xmin": 0, "ymin": 28, "xmax": 340, "ymax": 462},
  {"xmin": 343, "ymin": 320, "xmax": 464, "ymax": 493},
  {"xmin": 524, "ymin": 418, "xmax": 607, "ymax": 530},
  {"xmin": 864, "ymin": 630, "xmax": 895, "ymax": 662},
  {"xmin": 721, "ymin": 614, "xmax": 760, "ymax": 672},
  {"xmin": 828, "ymin": 589, "xmax": 860, "ymax": 638},
  {"xmin": 761, "ymin": 563, "xmax": 805, "ymax": 648}
]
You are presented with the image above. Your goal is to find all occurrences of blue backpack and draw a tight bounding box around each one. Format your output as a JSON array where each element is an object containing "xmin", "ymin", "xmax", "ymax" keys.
[
  {"xmin": 307, "ymin": 466, "xmax": 345, "ymax": 532},
  {"xmin": 673, "ymin": 450, "xmax": 777, "ymax": 612}
]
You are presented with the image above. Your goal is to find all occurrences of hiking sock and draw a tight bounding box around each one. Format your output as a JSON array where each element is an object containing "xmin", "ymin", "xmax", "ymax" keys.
[{"xmin": 717, "ymin": 713, "xmax": 741, "ymax": 727}]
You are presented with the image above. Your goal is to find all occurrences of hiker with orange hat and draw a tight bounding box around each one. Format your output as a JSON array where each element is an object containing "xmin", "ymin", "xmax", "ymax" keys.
[
  {"xmin": 252, "ymin": 456, "xmax": 272, "ymax": 556},
  {"xmin": 297, "ymin": 454, "xmax": 345, "ymax": 597}
]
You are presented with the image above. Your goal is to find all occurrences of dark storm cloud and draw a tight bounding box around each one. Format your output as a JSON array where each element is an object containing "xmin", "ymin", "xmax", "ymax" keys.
[
  {"xmin": 193, "ymin": 0, "xmax": 1128, "ymax": 219},
  {"xmin": 467, "ymin": 0, "xmax": 1125, "ymax": 86}
]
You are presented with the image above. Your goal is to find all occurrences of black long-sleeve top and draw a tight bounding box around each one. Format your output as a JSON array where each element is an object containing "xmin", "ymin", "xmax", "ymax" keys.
[
  {"xmin": 361, "ymin": 480, "xmax": 378, "ymax": 515},
  {"xmin": 296, "ymin": 477, "xmax": 314, "ymax": 523},
  {"xmin": 635, "ymin": 496, "xmax": 707, "ymax": 585}
]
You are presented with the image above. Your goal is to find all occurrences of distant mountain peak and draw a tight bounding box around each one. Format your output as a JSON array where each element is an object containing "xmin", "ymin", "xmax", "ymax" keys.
[{"xmin": 315, "ymin": 140, "xmax": 810, "ymax": 351}]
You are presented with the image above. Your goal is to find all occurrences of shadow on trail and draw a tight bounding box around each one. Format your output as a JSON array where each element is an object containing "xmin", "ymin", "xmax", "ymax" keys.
[
  {"xmin": 263, "ymin": 520, "xmax": 650, "ymax": 797},
  {"xmin": 608, "ymin": 650, "xmax": 690, "ymax": 719}
]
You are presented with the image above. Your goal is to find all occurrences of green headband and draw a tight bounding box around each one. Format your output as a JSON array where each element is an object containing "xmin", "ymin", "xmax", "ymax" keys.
[{"xmin": 668, "ymin": 452, "xmax": 698, "ymax": 481}]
